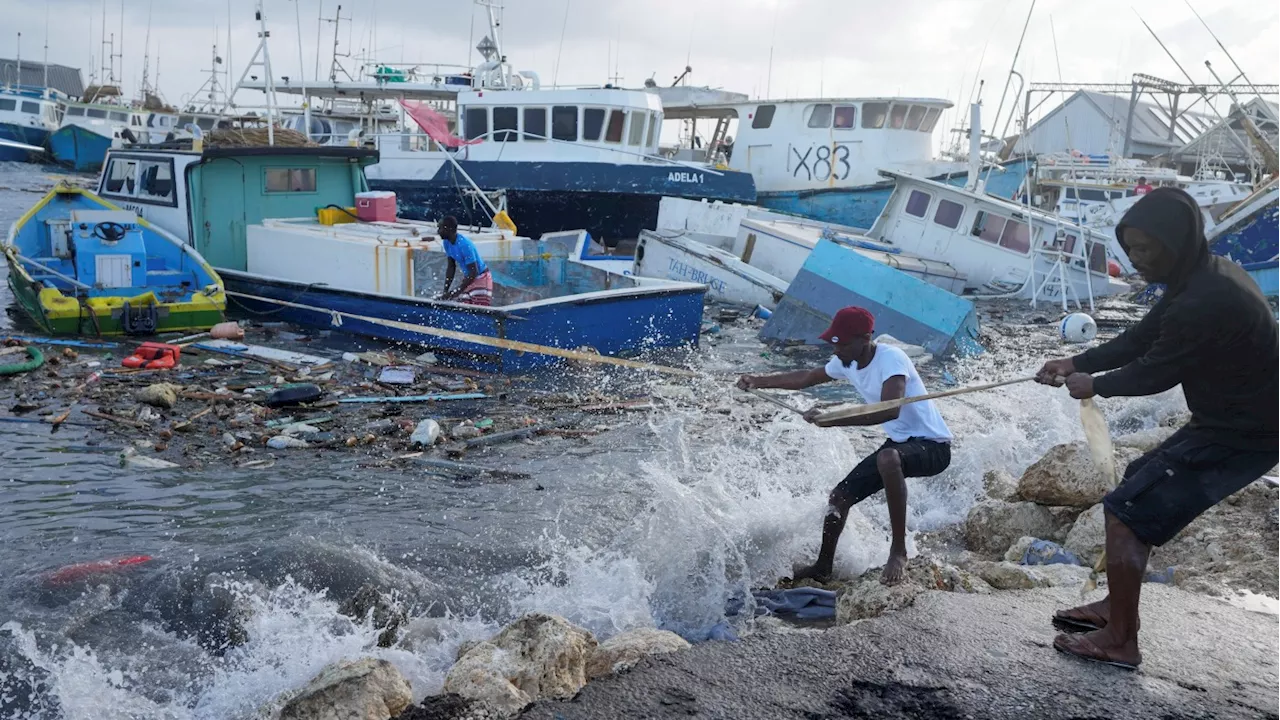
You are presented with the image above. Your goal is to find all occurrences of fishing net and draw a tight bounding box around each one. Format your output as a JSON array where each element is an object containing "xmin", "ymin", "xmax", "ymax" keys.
[{"xmin": 204, "ymin": 127, "xmax": 318, "ymax": 148}]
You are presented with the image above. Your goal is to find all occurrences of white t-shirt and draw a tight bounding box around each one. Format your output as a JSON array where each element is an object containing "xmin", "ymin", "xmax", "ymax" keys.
[{"xmin": 824, "ymin": 344, "xmax": 953, "ymax": 443}]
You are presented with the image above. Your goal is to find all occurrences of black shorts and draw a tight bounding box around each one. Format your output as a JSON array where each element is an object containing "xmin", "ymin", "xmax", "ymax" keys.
[
  {"xmin": 831, "ymin": 437, "xmax": 952, "ymax": 507},
  {"xmin": 1103, "ymin": 426, "xmax": 1278, "ymax": 547}
]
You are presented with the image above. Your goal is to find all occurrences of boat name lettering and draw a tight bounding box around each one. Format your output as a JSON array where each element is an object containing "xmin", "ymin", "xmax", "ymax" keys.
[
  {"xmin": 791, "ymin": 144, "xmax": 851, "ymax": 182},
  {"xmin": 667, "ymin": 258, "xmax": 727, "ymax": 292},
  {"xmin": 667, "ymin": 171, "xmax": 705, "ymax": 183}
]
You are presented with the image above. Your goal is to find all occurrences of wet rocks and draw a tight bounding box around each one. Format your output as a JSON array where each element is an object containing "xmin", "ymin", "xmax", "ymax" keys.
[
  {"xmin": 1015, "ymin": 442, "xmax": 1143, "ymax": 508},
  {"xmin": 586, "ymin": 628, "xmax": 691, "ymax": 679},
  {"xmin": 1113, "ymin": 425, "xmax": 1176, "ymax": 453},
  {"xmin": 962, "ymin": 500, "xmax": 1078, "ymax": 557},
  {"xmin": 442, "ymin": 613, "xmax": 597, "ymax": 717},
  {"xmin": 833, "ymin": 558, "xmax": 989, "ymax": 624},
  {"xmin": 279, "ymin": 658, "xmax": 412, "ymax": 720},
  {"xmin": 969, "ymin": 561, "xmax": 1093, "ymax": 590},
  {"xmin": 136, "ymin": 382, "xmax": 180, "ymax": 409},
  {"xmin": 339, "ymin": 584, "xmax": 408, "ymax": 649},
  {"xmin": 835, "ymin": 575, "xmax": 921, "ymax": 624},
  {"xmin": 982, "ymin": 469, "xmax": 1019, "ymax": 502},
  {"xmin": 1063, "ymin": 503, "xmax": 1108, "ymax": 565}
]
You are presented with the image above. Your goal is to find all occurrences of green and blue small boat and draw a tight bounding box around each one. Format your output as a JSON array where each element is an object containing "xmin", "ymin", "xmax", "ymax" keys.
[{"xmin": 3, "ymin": 184, "xmax": 225, "ymax": 336}]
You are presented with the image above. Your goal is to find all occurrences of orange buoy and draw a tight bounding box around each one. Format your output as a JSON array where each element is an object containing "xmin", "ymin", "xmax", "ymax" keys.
[{"xmin": 1107, "ymin": 259, "xmax": 1122, "ymax": 277}]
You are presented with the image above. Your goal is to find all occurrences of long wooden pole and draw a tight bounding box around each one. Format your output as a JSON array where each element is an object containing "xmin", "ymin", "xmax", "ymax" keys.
[{"xmin": 814, "ymin": 375, "xmax": 1037, "ymax": 423}]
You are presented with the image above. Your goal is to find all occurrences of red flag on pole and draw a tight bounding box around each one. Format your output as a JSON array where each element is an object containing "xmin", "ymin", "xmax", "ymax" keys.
[{"xmin": 399, "ymin": 100, "xmax": 482, "ymax": 148}]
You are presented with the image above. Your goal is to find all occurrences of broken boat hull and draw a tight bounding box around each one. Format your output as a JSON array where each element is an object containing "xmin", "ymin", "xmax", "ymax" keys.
[{"xmin": 760, "ymin": 238, "xmax": 982, "ymax": 357}]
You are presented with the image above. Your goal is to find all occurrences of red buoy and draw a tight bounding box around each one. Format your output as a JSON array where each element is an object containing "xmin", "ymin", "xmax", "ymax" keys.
[{"xmin": 1107, "ymin": 259, "xmax": 1122, "ymax": 277}]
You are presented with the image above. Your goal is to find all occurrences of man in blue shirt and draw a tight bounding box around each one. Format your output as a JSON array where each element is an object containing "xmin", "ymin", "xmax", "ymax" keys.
[{"xmin": 438, "ymin": 216, "xmax": 492, "ymax": 306}]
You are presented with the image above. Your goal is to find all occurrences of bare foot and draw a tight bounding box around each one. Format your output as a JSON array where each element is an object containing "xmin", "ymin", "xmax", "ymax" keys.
[
  {"xmin": 1053, "ymin": 628, "xmax": 1141, "ymax": 670},
  {"xmin": 880, "ymin": 549, "xmax": 908, "ymax": 586},
  {"xmin": 791, "ymin": 563, "xmax": 832, "ymax": 584}
]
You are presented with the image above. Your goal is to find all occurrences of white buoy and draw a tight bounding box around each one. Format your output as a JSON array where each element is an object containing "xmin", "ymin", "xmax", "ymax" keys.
[{"xmin": 1060, "ymin": 313, "xmax": 1098, "ymax": 344}]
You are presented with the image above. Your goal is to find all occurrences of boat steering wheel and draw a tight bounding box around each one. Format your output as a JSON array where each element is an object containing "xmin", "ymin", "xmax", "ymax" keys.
[{"xmin": 92, "ymin": 221, "xmax": 128, "ymax": 243}]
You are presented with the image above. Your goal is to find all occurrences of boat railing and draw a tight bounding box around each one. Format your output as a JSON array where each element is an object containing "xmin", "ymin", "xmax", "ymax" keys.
[{"xmin": 373, "ymin": 128, "xmax": 726, "ymax": 176}]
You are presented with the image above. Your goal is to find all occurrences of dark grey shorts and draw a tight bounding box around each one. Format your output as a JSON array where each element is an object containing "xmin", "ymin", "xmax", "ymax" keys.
[
  {"xmin": 1103, "ymin": 426, "xmax": 1278, "ymax": 546},
  {"xmin": 831, "ymin": 437, "xmax": 952, "ymax": 508}
]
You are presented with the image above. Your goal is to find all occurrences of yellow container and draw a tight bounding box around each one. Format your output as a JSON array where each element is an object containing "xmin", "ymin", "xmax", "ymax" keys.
[{"xmin": 317, "ymin": 206, "xmax": 358, "ymax": 225}]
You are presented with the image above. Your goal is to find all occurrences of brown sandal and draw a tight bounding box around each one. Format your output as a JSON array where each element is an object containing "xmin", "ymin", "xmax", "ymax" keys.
[
  {"xmin": 1053, "ymin": 633, "xmax": 1140, "ymax": 671},
  {"xmin": 1052, "ymin": 606, "xmax": 1108, "ymax": 633}
]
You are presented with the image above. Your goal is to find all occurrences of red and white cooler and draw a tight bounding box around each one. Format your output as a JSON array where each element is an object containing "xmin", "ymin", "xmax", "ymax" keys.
[{"xmin": 355, "ymin": 191, "xmax": 398, "ymax": 222}]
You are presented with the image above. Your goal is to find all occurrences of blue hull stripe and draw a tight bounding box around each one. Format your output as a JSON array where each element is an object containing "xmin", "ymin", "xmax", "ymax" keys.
[
  {"xmin": 370, "ymin": 160, "xmax": 755, "ymax": 241},
  {"xmin": 0, "ymin": 123, "xmax": 49, "ymax": 162},
  {"xmin": 757, "ymin": 159, "xmax": 1031, "ymax": 231},
  {"xmin": 222, "ymin": 270, "xmax": 706, "ymax": 373}
]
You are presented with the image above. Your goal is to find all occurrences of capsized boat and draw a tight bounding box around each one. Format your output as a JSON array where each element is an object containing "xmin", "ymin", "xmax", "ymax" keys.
[{"xmin": 3, "ymin": 185, "xmax": 225, "ymax": 335}]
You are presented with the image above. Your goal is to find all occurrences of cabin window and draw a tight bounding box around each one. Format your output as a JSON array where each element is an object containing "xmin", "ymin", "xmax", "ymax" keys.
[
  {"xmin": 1062, "ymin": 233, "xmax": 1078, "ymax": 256},
  {"xmin": 921, "ymin": 107, "xmax": 941, "ymax": 132},
  {"xmin": 599, "ymin": 109, "xmax": 623, "ymax": 143},
  {"xmin": 889, "ymin": 104, "xmax": 908, "ymax": 129},
  {"xmin": 833, "ymin": 105, "xmax": 856, "ymax": 129},
  {"xmin": 807, "ymin": 103, "xmax": 832, "ymax": 128},
  {"xmin": 904, "ymin": 190, "xmax": 932, "ymax": 218},
  {"xmin": 21, "ymin": 101, "xmax": 39, "ymax": 114},
  {"xmin": 523, "ymin": 107, "xmax": 546, "ymax": 141},
  {"xmin": 104, "ymin": 159, "xmax": 137, "ymax": 195},
  {"xmin": 136, "ymin": 161, "xmax": 175, "ymax": 203},
  {"xmin": 0, "ymin": 99, "xmax": 14, "ymax": 111},
  {"xmin": 493, "ymin": 106, "xmax": 518, "ymax": 142},
  {"xmin": 67, "ymin": 106, "xmax": 85, "ymax": 116},
  {"xmin": 109, "ymin": 111, "xmax": 128, "ymax": 122},
  {"xmin": 646, "ymin": 112, "xmax": 659, "ymax": 148},
  {"xmin": 752, "ymin": 104, "xmax": 776, "ymax": 129},
  {"xmin": 264, "ymin": 168, "xmax": 317, "ymax": 193},
  {"xmin": 933, "ymin": 199, "xmax": 964, "ymax": 229},
  {"xmin": 87, "ymin": 108, "xmax": 107, "ymax": 119},
  {"xmin": 131, "ymin": 115, "xmax": 143, "ymax": 127},
  {"xmin": 582, "ymin": 107, "xmax": 605, "ymax": 141},
  {"xmin": 998, "ymin": 218, "xmax": 1031, "ymax": 254},
  {"xmin": 627, "ymin": 111, "xmax": 645, "ymax": 146},
  {"xmin": 905, "ymin": 105, "xmax": 926, "ymax": 131},
  {"xmin": 45, "ymin": 105, "xmax": 60, "ymax": 123},
  {"xmin": 552, "ymin": 106, "xmax": 578, "ymax": 141},
  {"xmin": 971, "ymin": 211, "xmax": 1007, "ymax": 244},
  {"xmin": 464, "ymin": 107, "xmax": 488, "ymax": 141},
  {"xmin": 1087, "ymin": 241, "xmax": 1107, "ymax": 273},
  {"xmin": 862, "ymin": 102, "xmax": 888, "ymax": 129},
  {"xmin": 178, "ymin": 115, "xmax": 194, "ymax": 125}
]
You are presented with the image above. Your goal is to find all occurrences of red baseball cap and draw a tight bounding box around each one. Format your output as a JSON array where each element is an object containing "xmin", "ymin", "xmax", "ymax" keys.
[{"xmin": 819, "ymin": 306, "xmax": 875, "ymax": 343}]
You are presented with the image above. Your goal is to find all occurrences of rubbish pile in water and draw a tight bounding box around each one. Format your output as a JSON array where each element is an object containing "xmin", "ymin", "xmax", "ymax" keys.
[{"xmin": 0, "ymin": 321, "xmax": 660, "ymax": 474}]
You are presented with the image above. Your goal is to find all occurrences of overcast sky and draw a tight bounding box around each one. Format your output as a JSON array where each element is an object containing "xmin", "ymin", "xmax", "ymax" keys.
[{"xmin": 2, "ymin": 0, "xmax": 1275, "ymax": 143}]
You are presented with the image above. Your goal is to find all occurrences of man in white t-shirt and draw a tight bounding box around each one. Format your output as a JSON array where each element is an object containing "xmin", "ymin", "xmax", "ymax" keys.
[{"xmin": 737, "ymin": 306, "xmax": 953, "ymax": 585}]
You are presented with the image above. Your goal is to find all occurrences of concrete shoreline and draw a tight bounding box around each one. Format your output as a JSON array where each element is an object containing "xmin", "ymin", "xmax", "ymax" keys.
[{"xmin": 522, "ymin": 585, "xmax": 1279, "ymax": 720}]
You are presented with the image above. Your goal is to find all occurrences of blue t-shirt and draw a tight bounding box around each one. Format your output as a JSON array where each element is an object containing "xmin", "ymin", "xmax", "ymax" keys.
[{"xmin": 443, "ymin": 233, "xmax": 488, "ymax": 275}]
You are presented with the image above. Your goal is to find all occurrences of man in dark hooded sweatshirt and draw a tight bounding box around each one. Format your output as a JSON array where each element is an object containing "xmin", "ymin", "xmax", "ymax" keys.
[{"xmin": 1035, "ymin": 186, "xmax": 1278, "ymax": 670}]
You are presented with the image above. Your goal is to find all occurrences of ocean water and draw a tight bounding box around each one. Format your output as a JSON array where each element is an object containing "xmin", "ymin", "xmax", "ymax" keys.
[{"xmin": 0, "ymin": 161, "xmax": 1188, "ymax": 719}]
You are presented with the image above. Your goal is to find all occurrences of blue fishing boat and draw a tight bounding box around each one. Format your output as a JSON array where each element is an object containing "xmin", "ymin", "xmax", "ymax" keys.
[
  {"xmin": 1242, "ymin": 259, "xmax": 1278, "ymax": 298},
  {"xmin": 3, "ymin": 184, "xmax": 226, "ymax": 335},
  {"xmin": 1208, "ymin": 180, "xmax": 1278, "ymax": 266},
  {"xmin": 659, "ymin": 95, "xmax": 1030, "ymax": 231},
  {"xmin": 49, "ymin": 102, "xmax": 149, "ymax": 173},
  {"xmin": 0, "ymin": 86, "xmax": 61, "ymax": 162},
  {"xmin": 93, "ymin": 144, "xmax": 708, "ymax": 373}
]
